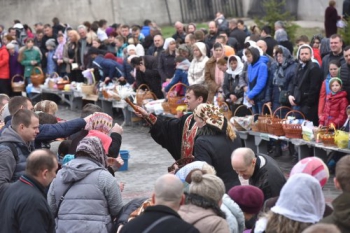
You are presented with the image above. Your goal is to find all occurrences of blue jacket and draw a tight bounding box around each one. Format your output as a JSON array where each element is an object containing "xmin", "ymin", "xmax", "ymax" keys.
[
  {"xmin": 164, "ymin": 59, "xmax": 190, "ymax": 94},
  {"xmin": 1, "ymin": 117, "xmax": 86, "ymax": 145},
  {"xmin": 93, "ymin": 55, "xmax": 125, "ymax": 81},
  {"xmin": 247, "ymin": 55, "xmax": 269, "ymax": 100}
]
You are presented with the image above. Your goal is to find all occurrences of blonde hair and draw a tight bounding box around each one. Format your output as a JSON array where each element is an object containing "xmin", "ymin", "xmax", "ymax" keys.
[
  {"xmin": 68, "ymin": 30, "xmax": 80, "ymax": 42},
  {"xmin": 34, "ymin": 100, "xmax": 58, "ymax": 115},
  {"xmin": 265, "ymin": 212, "xmax": 312, "ymax": 233}
]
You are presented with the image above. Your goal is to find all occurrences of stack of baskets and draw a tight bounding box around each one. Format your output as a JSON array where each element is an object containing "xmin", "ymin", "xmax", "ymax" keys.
[{"xmin": 266, "ymin": 106, "xmax": 291, "ymax": 136}]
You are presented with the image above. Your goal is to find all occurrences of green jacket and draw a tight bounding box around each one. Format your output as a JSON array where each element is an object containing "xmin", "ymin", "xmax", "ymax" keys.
[
  {"xmin": 320, "ymin": 192, "xmax": 350, "ymax": 233},
  {"xmin": 21, "ymin": 48, "xmax": 41, "ymax": 77}
]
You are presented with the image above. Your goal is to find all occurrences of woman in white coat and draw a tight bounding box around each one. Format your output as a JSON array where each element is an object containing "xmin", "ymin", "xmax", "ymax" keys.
[{"xmin": 188, "ymin": 42, "xmax": 209, "ymax": 85}]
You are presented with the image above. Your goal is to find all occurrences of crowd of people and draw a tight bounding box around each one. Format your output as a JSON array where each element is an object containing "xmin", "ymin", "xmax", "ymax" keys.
[{"xmin": 0, "ymin": 1, "xmax": 350, "ymax": 232}]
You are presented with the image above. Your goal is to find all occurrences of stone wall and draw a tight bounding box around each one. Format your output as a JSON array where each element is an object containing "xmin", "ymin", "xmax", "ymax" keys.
[{"xmin": 0, "ymin": 0, "xmax": 182, "ymax": 29}]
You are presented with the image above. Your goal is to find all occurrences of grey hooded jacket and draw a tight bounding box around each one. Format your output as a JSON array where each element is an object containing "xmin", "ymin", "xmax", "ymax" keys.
[
  {"xmin": 221, "ymin": 194, "xmax": 245, "ymax": 233},
  {"xmin": 0, "ymin": 126, "xmax": 35, "ymax": 199},
  {"xmin": 48, "ymin": 157, "xmax": 123, "ymax": 233}
]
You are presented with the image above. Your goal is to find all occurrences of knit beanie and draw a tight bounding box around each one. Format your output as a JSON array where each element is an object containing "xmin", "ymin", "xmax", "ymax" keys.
[
  {"xmin": 45, "ymin": 38, "xmax": 56, "ymax": 48},
  {"xmin": 290, "ymin": 157, "xmax": 329, "ymax": 187},
  {"xmin": 329, "ymin": 77, "xmax": 342, "ymax": 89},
  {"xmin": 6, "ymin": 43, "xmax": 15, "ymax": 50},
  {"xmin": 189, "ymin": 170, "xmax": 225, "ymax": 203},
  {"xmin": 228, "ymin": 185, "xmax": 264, "ymax": 214}
]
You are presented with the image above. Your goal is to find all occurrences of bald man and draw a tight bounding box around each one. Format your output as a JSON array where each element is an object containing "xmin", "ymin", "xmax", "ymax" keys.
[
  {"xmin": 0, "ymin": 149, "xmax": 57, "ymax": 233},
  {"xmin": 121, "ymin": 174, "xmax": 199, "ymax": 233},
  {"xmin": 147, "ymin": 34, "xmax": 164, "ymax": 57},
  {"xmin": 231, "ymin": 148, "xmax": 286, "ymax": 201},
  {"xmin": 173, "ymin": 21, "xmax": 186, "ymax": 44}
]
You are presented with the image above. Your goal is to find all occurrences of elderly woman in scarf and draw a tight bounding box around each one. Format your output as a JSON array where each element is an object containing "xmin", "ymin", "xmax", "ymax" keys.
[
  {"xmin": 193, "ymin": 103, "xmax": 242, "ymax": 191},
  {"xmin": 205, "ymin": 42, "xmax": 226, "ymax": 103},
  {"xmin": 47, "ymin": 136, "xmax": 124, "ymax": 233}
]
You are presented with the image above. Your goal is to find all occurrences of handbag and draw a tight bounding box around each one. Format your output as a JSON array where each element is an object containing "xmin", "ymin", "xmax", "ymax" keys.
[{"xmin": 278, "ymin": 89, "xmax": 289, "ymax": 105}]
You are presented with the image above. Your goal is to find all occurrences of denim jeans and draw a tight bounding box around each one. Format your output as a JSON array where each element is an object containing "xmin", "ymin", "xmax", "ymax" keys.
[{"xmin": 252, "ymin": 101, "xmax": 264, "ymax": 115}]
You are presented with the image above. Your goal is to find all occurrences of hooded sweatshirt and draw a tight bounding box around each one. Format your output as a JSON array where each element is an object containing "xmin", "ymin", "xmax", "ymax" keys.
[
  {"xmin": 188, "ymin": 42, "xmax": 209, "ymax": 85},
  {"xmin": 47, "ymin": 158, "xmax": 123, "ymax": 233},
  {"xmin": 247, "ymin": 47, "xmax": 269, "ymax": 100}
]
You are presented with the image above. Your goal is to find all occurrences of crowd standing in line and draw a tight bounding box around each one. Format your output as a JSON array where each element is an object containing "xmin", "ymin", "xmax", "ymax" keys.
[{"xmin": 1, "ymin": 1, "xmax": 350, "ymax": 231}]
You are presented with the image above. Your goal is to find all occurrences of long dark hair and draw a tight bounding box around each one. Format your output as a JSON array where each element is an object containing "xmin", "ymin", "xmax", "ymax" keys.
[{"xmin": 185, "ymin": 193, "xmax": 226, "ymax": 219}]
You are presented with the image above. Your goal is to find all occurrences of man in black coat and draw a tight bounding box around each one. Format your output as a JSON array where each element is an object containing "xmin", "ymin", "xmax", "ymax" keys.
[
  {"xmin": 120, "ymin": 174, "xmax": 199, "ymax": 233},
  {"xmin": 340, "ymin": 45, "xmax": 350, "ymax": 102},
  {"xmin": 231, "ymin": 148, "xmax": 286, "ymax": 201},
  {"xmin": 261, "ymin": 25, "xmax": 278, "ymax": 57},
  {"xmin": 288, "ymin": 44, "xmax": 323, "ymax": 126},
  {"xmin": 0, "ymin": 149, "xmax": 58, "ymax": 233},
  {"xmin": 228, "ymin": 19, "xmax": 247, "ymax": 51}
]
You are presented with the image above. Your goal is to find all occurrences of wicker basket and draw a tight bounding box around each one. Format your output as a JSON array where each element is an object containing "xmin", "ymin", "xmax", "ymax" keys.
[
  {"xmin": 30, "ymin": 66, "xmax": 45, "ymax": 87},
  {"xmin": 257, "ymin": 103, "xmax": 273, "ymax": 133},
  {"xmin": 218, "ymin": 102, "xmax": 232, "ymax": 121},
  {"xmin": 56, "ymin": 76, "xmax": 70, "ymax": 90},
  {"xmin": 167, "ymin": 83, "xmax": 187, "ymax": 115},
  {"xmin": 318, "ymin": 126, "xmax": 336, "ymax": 146},
  {"xmin": 162, "ymin": 101, "xmax": 171, "ymax": 113},
  {"xmin": 11, "ymin": 74, "xmax": 25, "ymax": 92},
  {"xmin": 136, "ymin": 84, "xmax": 157, "ymax": 106},
  {"xmin": 251, "ymin": 114, "xmax": 260, "ymax": 132},
  {"xmin": 267, "ymin": 106, "xmax": 291, "ymax": 136},
  {"xmin": 232, "ymin": 105, "xmax": 253, "ymax": 131},
  {"xmin": 282, "ymin": 110, "xmax": 305, "ymax": 139},
  {"xmin": 81, "ymin": 71, "xmax": 96, "ymax": 95}
]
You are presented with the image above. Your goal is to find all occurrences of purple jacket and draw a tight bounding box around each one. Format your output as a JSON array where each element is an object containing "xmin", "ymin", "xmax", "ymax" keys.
[{"xmin": 9, "ymin": 52, "xmax": 24, "ymax": 79}]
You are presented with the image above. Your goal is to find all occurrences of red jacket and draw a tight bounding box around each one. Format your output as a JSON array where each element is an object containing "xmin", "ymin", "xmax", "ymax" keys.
[
  {"xmin": 319, "ymin": 91, "xmax": 348, "ymax": 128},
  {"xmin": 0, "ymin": 46, "xmax": 9, "ymax": 79}
]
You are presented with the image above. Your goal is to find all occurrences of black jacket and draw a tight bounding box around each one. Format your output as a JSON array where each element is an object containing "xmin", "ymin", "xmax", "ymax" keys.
[
  {"xmin": 340, "ymin": 62, "xmax": 350, "ymax": 102},
  {"xmin": 249, "ymin": 155, "xmax": 286, "ymax": 201},
  {"xmin": 158, "ymin": 51, "xmax": 176, "ymax": 83},
  {"xmin": 229, "ymin": 28, "xmax": 247, "ymax": 51},
  {"xmin": 262, "ymin": 36, "xmax": 278, "ymax": 57},
  {"xmin": 288, "ymin": 60, "xmax": 323, "ymax": 125},
  {"xmin": 0, "ymin": 175, "xmax": 55, "ymax": 233},
  {"xmin": 120, "ymin": 205, "xmax": 199, "ymax": 233},
  {"xmin": 322, "ymin": 51, "xmax": 345, "ymax": 79},
  {"xmin": 136, "ymin": 56, "xmax": 163, "ymax": 98},
  {"xmin": 194, "ymin": 133, "xmax": 242, "ymax": 191}
]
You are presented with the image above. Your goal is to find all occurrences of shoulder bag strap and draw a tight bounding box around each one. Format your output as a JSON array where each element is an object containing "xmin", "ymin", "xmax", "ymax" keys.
[
  {"xmin": 142, "ymin": 215, "xmax": 175, "ymax": 233},
  {"xmin": 54, "ymin": 182, "xmax": 75, "ymax": 218}
]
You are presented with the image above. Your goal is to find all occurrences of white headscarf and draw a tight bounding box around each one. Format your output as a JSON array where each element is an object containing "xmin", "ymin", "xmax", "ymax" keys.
[
  {"xmin": 226, "ymin": 55, "xmax": 244, "ymax": 76},
  {"xmin": 163, "ymin": 38, "xmax": 175, "ymax": 50},
  {"xmin": 271, "ymin": 173, "xmax": 325, "ymax": 223},
  {"xmin": 175, "ymin": 161, "xmax": 206, "ymax": 181}
]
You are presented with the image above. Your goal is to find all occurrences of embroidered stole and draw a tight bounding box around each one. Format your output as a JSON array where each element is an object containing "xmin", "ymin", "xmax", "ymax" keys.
[{"xmin": 181, "ymin": 115, "xmax": 198, "ymax": 158}]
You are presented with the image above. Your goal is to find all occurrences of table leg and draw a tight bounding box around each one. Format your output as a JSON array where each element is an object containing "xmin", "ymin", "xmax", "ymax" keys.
[{"xmin": 102, "ymin": 100, "xmax": 113, "ymax": 116}]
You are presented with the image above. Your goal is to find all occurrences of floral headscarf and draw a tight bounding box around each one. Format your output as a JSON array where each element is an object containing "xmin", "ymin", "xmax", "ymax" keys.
[
  {"xmin": 84, "ymin": 112, "xmax": 113, "ymax": 135},
  {"xmin": 194, "ymin": 103, "xmax": 236, "ymax": 140},
  {"xmin": 76, "ymin": 136, "xmax": 108, "ymax": 167}
]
